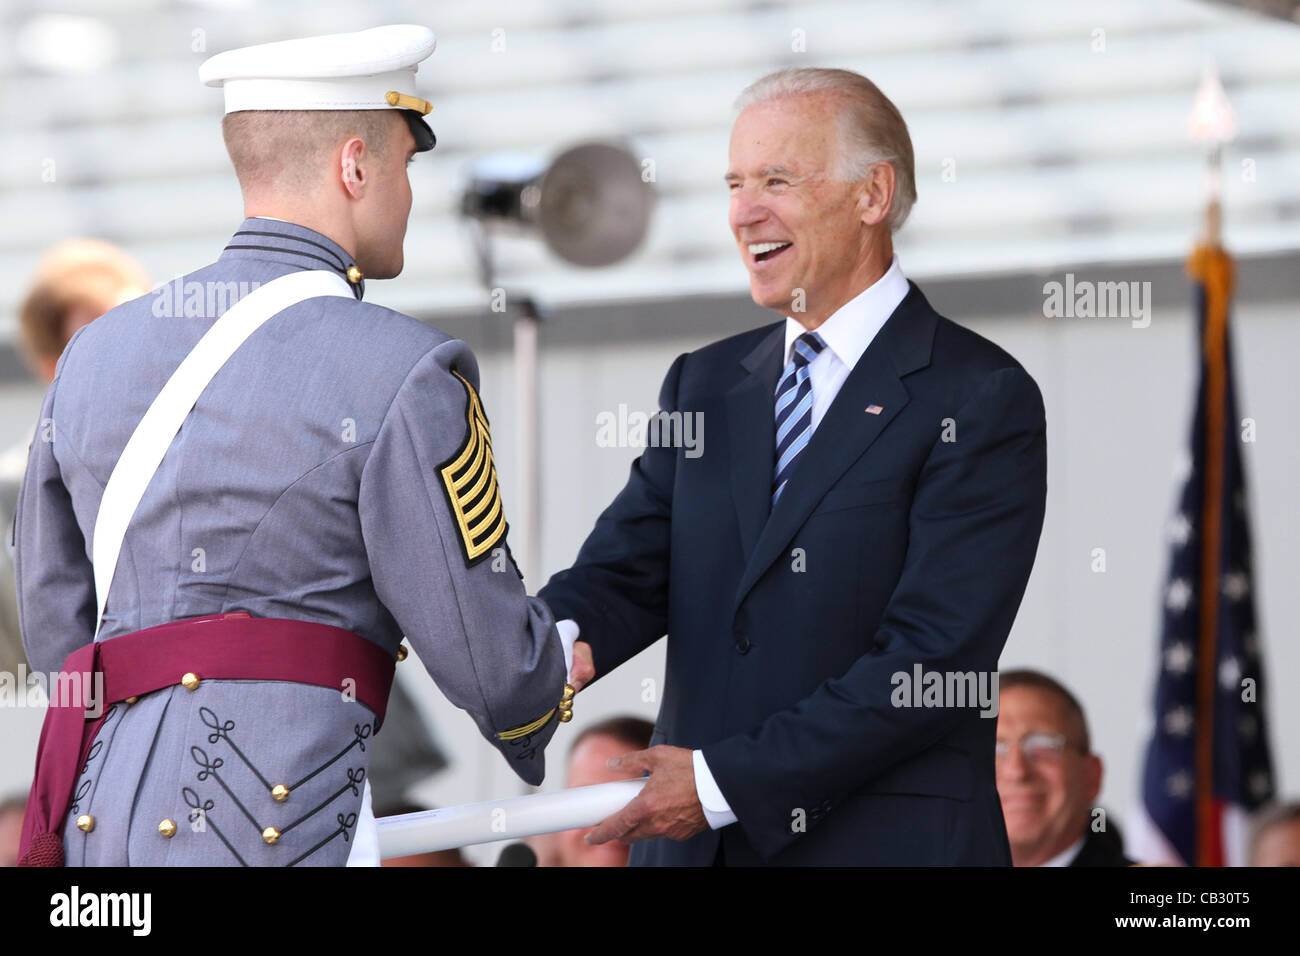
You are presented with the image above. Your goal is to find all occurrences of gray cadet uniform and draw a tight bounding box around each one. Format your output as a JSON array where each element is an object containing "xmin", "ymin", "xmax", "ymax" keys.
[{"xmin": 15, "ymin": 218, "xmax": 567, "ymax": 865}]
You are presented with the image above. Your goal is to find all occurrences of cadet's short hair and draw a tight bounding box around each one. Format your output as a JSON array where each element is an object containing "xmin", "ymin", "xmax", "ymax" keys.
[
  {"xmin": 734, "ymin": 67, "xmax": 918, "ymax": 231},
  {"xmin": 19, "ymin": 239, "xmax": 149, "ymax": 366},
  {"xmin": 221, "ymin": 109, "xmax": 400, "ymax": 194},
  {"xmin": 571, "ymin": 716, "xmax": 655, "ymax": 755},
  {"xmin": 999, "ymin": 669, "xmax": 1093, "ymax": 754}
]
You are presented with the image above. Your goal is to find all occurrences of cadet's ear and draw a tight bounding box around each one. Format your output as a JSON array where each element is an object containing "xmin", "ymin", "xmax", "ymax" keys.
[{"xmin": 339, "ymin": 136, "xmax": 368, "ymax": 199}]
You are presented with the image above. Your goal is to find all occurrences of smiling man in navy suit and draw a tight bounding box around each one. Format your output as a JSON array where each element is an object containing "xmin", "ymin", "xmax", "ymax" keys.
[{"xmin": 542, "ymin": 68, "xmax": 1047, "ymax": 865}]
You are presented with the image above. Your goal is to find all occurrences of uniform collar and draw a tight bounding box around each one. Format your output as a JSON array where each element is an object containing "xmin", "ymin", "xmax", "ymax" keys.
[
  {"xmin": 782, "ymin": 254, "xmax": 909, "ymax": 370},
  {"xmin": 219, "ymin": 217, "xmax": 366, "ymax": 300}
]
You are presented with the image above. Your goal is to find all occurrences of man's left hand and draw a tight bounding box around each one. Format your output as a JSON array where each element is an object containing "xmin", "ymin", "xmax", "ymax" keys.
[{"xmin": 585, "ymin": 745, "xmax": 708, "ymax": 845}]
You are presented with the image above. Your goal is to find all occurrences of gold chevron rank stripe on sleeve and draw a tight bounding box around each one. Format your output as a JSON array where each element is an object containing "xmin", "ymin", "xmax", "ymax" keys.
[
  {"xmin": 496, "ymin": 708, "xmax": 556, "ymax": 741},
  {"xmin": 439, "ymin": 371, "xmax": 508, "ymax": 565}
]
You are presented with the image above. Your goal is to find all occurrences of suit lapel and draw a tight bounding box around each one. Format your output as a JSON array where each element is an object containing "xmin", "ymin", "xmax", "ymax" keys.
[
  {"xmin": 730, "ymin": 284, "xmax": 938, "ymax": 614},
  {"xmin": 726, "ymin": 324, "xmax": 784, "ymax": 561}
]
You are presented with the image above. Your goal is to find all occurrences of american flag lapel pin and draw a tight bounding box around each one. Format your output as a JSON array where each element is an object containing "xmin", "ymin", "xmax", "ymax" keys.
[{"xmin": 865, "ymin": 404, "xmax": 883, "ymax": 415}]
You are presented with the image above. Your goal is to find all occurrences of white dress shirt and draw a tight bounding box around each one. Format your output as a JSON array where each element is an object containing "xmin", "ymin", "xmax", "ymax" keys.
[
  {"xmin": 565, "ymin": 255, "xmax": 910, "ymax": 831},
  {"xmin": 1039, "ymin": 835, "xmax": 1087, "ymax": 867},
  {"xmin": 782, "ymin": 255, "xmax": 910, "ymax": 434}
]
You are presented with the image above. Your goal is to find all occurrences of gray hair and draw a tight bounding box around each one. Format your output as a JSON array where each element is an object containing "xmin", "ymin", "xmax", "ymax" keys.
[{"xmin": 734, "ymin": 68, "xmax": 917, "ymax": 231}]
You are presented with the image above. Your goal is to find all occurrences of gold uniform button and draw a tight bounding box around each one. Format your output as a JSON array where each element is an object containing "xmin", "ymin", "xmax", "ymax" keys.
[
  {"xmin": 346, "ymin": 265, "xmax": 363, "ymax": 284},
  {"xmin": 271, "ymin": 784, "xmax": 290, "ymax": 803},
  {"xmin": 76, "ymin": 814, "xmax": 95, "ymax": 833},
  {"xmin": 396, "ymin": 643, "xmax": 409, "ymax": 662},
  {"xmin": 262, "ymin": 826, "xmax": 281, "ymax": 845},
  {"xmin": 124, "ymin": 696, "xmax": 139, "ymax": 704},
  {"xmin": 158, "ymin": 819, "xmax": 177, "ymax": 838},
  {"xmin": 181, "ymin": 672, "xmax": 201, "ymax": 691}
]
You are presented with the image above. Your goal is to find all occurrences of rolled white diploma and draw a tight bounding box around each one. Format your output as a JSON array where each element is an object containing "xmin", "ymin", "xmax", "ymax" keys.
[{"xmin": 375, "ymin": 779, "xmax": 647, "ymax": 858}]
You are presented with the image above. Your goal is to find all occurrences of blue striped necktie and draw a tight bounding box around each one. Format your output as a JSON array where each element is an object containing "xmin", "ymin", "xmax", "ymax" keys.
[{"xmin": 772, "ymin": 331, "xmax": 826, "ymax": 506}]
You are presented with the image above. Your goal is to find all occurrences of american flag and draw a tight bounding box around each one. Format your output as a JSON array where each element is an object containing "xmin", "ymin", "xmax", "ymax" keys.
[{"xmin": 1130, "ymin": 244, "xmax": 1275, "ymax": 867}]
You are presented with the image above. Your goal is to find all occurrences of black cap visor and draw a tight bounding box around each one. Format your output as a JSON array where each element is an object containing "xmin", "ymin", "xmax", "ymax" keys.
[{"xmin": 401, "ymin": 109, "xmax": 436, "ymax": 152}]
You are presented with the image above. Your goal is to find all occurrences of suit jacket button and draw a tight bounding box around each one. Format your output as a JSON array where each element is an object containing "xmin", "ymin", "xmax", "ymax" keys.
[{"xmin": 736, "ymin": 638, "xmax": 751, "ymax": 654}]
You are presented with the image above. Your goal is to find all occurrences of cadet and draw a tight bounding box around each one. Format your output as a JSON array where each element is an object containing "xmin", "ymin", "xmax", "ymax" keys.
[{"xmin": 16, "ymin": 24, "xmax": 575, "ymax": 867}]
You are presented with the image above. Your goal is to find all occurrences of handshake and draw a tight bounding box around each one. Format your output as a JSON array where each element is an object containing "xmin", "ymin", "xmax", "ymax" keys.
[{"xmin": 553, "ymin": 634, "xmax": 709, "ymax": 849}]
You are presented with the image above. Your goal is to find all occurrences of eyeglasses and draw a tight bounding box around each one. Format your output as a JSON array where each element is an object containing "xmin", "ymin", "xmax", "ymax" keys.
[{"xmin": 995, "ymin": 732, "xmax": 1080, "ymax": 764}]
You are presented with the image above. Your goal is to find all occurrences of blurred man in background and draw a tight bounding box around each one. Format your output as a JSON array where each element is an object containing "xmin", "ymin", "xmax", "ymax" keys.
[
  {"xmin": 1249, "ymin": 801, "xmax": 1300, "ymax": 866},
  {"xmin": 1, "ymin": 241, "xmax": 149, "ymax": 675},
  {"xmin": 996, "ymin": 669, "xmax": 1133, "ymax": 867},
  {"xmin": 14, "ymin": 240, "xmax": 150, "ymax": 386}
]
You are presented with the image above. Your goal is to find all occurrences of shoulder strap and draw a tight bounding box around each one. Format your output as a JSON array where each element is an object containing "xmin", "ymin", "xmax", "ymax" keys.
[{"xmin": 91, "ymin": 269, "xmax": 353, "ymax": 638}]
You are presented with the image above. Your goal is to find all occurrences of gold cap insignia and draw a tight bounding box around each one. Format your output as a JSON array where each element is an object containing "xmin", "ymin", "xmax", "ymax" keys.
[{"xmin": 385, "ymin": 90, "xmax": 433, "ymax": 115}]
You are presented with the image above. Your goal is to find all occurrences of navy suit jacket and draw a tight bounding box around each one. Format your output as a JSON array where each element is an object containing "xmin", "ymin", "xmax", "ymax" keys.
[{"xmin": 540, "ymin": 282, "xmax": 1047, "ymax": 865}]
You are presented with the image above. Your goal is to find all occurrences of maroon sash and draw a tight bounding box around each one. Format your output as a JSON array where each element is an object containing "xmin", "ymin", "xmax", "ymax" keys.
[{"xmin": 17, "ymin": 612, "xmax": 395, "ymax": 867}]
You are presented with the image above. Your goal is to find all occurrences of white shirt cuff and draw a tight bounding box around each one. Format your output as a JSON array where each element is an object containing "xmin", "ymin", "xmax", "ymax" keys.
[
  {"xmin": 693, "ymin": 750, "xmax": 737, "ymax": 829},
  {"xmin": 556, "ymin": 619, "xmax": 579, "ymax": 684}
]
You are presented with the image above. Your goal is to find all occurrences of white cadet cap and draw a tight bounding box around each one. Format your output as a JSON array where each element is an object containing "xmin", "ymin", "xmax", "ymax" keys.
[{"xmin": 199, "ymin": 24, "xmax": 438, "ymax": 151}]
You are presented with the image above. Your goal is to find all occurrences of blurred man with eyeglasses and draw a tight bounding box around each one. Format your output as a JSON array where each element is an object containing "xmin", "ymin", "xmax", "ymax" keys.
[{"xmin": 996, "ymin": 669, "xmax": 1133, "ymax": 866}]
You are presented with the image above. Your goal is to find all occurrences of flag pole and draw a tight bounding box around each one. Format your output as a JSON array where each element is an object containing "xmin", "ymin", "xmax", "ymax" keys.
[{"xmin": 1186, "ymin": 63, "xmax": 1235, "ymax": 866}]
